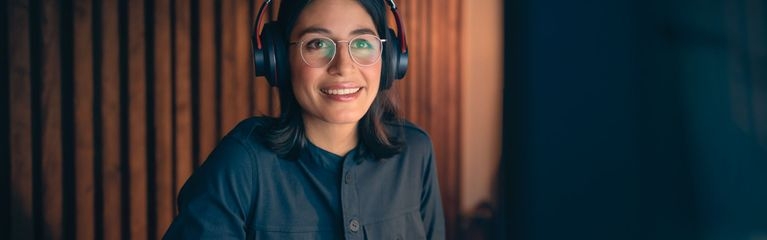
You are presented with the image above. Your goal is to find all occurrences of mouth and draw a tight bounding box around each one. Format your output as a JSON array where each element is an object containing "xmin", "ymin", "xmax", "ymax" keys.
[{"xmin": 320, "ymin": 87, "xmax": 362, "ymax": 96}]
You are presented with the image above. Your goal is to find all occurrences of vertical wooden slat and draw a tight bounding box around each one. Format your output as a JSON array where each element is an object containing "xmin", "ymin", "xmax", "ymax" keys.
[
  {"xmin": 197, "ymin": 0, "xmax": 218, "ymax": 165},
  {"xmin": 418, "ymin": 0, "xmax": 431, "ymax": 126},
  {"xmin": 8, "ymin": 0, "xmax": 34, "ymax": 239},
  {"xmin": 404, "ymin": 0, "xmax": 421, "ymax": 123},
  {"xmin": 99, "ymin": 0, "xmax": 122, "ymax": 238},
  {"xmin": 413, "ymin": 0, "xmax": 423, "ymax": 124},
  {"xmin": 0, "ymin": 0, "xmax": 8, "ymax": 236},
  {"xmin": 153, "ymin": 0, "xmax": 175, "ymax": 237},
  {"xmin": 429, "ymin": 0, "xmax": 449, "ymax": 238},
  {"xmin": 236, "ymin": 0, "xmax": 252, "ymax": 120},
  {"xmin": 422, "ymin": 0, "xmax": 433, "ymax": 127},
  {"xmin": 393, "ymin": 0, "xmax": 411, "ymax": 121},
  {"xmin": 220, "ymin": 0, "xmax": 235, "ymax": 137},
  {"xmin": 220, "ymin": 0, "xmax": 250, "ymax": 136},
  {"xmin": 174, "ymin": 0, "xmax": 194, "ymax": 212},
  {"xmin": 445, "ymin": 0, "xmax": 461, "ymax": 238},
  {"xmin": 127, "ymin": 0, "xmax": 148, "ymax": 237},
  {"xmin": 429, "ymin": 0, "xmax": 443, "ymax": 233},
  {"xmin": 73, "ymin": 0, "xmax": 95, "ymax": 238},
  {"xmin": 40, "ymin": 0, "xmax": 63, "ymax": 238},
  {"xmin": 268, "ymin": 0, "xmax": 279, "ymax": 20}
]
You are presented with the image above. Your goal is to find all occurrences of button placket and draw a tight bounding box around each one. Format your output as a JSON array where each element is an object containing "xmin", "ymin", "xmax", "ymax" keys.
[{"xmin": 341, "ymin": 156, "xmax": 362, "ymax": 239}]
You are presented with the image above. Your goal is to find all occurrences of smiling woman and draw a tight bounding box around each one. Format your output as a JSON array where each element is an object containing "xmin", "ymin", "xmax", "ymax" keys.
[{"xmin": 162, "ymin": 0, "xmax": 445, "ymax": 239}]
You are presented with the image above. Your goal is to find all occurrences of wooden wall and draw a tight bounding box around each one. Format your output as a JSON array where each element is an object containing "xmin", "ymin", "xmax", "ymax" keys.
[{"xmin": 1, "ymin": 0, "xmax": 462, "ymax": 239}]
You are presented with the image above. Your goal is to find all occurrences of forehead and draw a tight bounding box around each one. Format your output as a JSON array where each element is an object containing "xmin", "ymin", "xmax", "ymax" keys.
[{"xmin": 291, "ymin": 0, "xmax": 377, "ymax": 38}]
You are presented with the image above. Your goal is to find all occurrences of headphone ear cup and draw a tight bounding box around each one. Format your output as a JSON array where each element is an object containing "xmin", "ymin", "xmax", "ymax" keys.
[
  {"xmin": 386, "ymin": 28, "xmax": 408, "ymax": 84},
  {"xmin": 253, "ymin": 22, "xmax": 289, "ymax": 88}
]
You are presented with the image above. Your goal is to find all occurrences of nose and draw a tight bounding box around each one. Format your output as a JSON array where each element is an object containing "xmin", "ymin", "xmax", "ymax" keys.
[{"xmin": 327, "ymin": 42, "xmax": 356, "ymax": 75}]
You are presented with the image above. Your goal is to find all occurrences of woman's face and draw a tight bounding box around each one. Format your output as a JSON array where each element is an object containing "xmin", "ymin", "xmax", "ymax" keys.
[{"xmin": 289, "ymin": 0, "xmax": 382, "ymax": 127}]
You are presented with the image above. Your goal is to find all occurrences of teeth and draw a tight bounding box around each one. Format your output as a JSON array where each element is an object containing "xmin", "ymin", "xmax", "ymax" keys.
[{"xmin": 322, "ymin": 87, "xmax": 361, "ymax": 95}]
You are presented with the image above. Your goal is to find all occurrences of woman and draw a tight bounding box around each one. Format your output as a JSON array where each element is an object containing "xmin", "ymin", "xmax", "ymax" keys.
[{"xmin": 163, "ymin": 0, "xmax": 444, "ymax": 239}]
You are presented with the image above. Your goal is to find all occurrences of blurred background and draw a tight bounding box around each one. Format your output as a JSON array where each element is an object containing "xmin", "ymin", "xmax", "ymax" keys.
[
  {"xmin": 1, "ymin": 0, "xmax": 765, "ymax": 239},
  {"xmin": 499, "ymin": 0, "xmax": 767, "ymax": 239}
]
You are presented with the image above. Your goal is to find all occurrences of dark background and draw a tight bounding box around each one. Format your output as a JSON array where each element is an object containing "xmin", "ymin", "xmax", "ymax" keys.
[{"xmin": 499, "ymin": 0, "xmax": 767, "ymax": 239}]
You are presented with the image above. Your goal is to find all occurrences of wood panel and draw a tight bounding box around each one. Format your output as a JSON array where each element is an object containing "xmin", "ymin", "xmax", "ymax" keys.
[
  {"xmin": 152, "ymin": 0, "xmax": 174, "ymax": 238},
  {"xmin": 73, "ymin": 0, "xmax": 95, "ymax": 239},
  {"xmin": 235, "ymin": 0, "xmax": 252, "ymax": 120},
  {"xmin": 127, "ymin": 0, "xmax": 148, "ymax": 238},
  {"xmin": 2, "ymin": 0, "xmax": 463, "ymax": 239},
  {"xmin": 0, "ymin": 1, "xmax": 11, "ymax": 235},
  {"xmin": 174, "ymin": 0, "xmax": 194, "ymax": 213},
  {"xmin": 8, "ymin": 0, "xmax": 34, "ymax": 239},
  {"xmin": 220, "ymin": 0, "xmax": 237, "ymax": 136},
  {"xmin": 98, "ymin": 0, "xmax": 122, "ymax": 238},
  {"xmin": 219, "ymin": 0, "xmax": 251, "ymax": 136},
  {"xmin": 39, "ymin": 0, "xmax": 64, "ymax": 238},
  {"xmin": 196, "ymin": 0, "xmax": 218, "ymax": 165},
  {"xmin": 0, "ymin": 0, "xmax": 9, "ymax": 236}
]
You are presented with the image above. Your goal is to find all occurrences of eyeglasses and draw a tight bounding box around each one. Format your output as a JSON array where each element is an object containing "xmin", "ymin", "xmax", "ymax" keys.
[{"xmin": 290, "ymin": 34, "xmax": 387, "ymax": 68}]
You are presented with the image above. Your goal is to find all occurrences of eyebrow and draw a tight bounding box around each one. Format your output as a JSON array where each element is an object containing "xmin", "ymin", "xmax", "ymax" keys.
[
  {"xmin": 295, "ymin": 26, "xmax": 378, "ymax": 39},
  {"xmin": 350, "ymin": 28, "xmax": 377, "ymax": 36}
]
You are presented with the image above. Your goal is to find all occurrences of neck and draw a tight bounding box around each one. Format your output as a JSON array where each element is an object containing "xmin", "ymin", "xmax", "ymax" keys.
[{"xmin": 303, "ymin": 118, "xmax": 359, "ymax": 157}]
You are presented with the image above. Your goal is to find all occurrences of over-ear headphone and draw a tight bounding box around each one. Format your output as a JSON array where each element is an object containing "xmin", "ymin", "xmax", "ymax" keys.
[{"xmin": 251, "ymin": 0, "xmax": 409, "ymax": 90}]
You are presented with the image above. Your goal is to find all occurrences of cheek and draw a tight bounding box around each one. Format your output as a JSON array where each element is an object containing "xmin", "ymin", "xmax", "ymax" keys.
[
  {"xmin": 289, "ymin": 53, "xmax": 316, "ymax": 91},
  {"xmin": 364, "ymin": 65, "xmax": 383, "ymax": 90},
  {"xmin": 288, "ymin": 51, "xmax": 305, "ymax": 80}
]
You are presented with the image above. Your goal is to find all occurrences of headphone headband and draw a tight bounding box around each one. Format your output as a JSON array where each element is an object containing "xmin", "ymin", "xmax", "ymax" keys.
[
  {"xmin": 253, "ymin": 0, "xmax": 272, "ymax": 49},
  {"xmin": 385, "ymin": 0, "xmax": 408, "ymax": 53}
]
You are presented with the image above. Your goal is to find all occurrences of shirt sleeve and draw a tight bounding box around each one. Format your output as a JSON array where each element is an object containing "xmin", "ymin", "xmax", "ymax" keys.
[
  {"xmin": 163, "ymin": 136, "xmax": 256, "ymax": 240},
  {"xmin": 420, "ymin": 142, "xmax": 446, "ymax": 240}
]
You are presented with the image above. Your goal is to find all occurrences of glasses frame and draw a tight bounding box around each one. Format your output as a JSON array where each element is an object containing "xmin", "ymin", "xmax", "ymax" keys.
[{"xmin": 289, "ymin": 34, "xmax": 388, "ymax": 68}]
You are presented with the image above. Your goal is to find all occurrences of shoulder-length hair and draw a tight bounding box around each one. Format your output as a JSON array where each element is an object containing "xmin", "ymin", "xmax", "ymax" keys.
[{"xmin": 263, "ymin": 0, "xmax": 404, "ymax": 160}]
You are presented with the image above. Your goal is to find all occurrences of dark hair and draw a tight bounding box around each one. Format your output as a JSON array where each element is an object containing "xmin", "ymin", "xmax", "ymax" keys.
[{"xmin": 263, "ymin": 0, "xmax": 403, "ymax": 160}]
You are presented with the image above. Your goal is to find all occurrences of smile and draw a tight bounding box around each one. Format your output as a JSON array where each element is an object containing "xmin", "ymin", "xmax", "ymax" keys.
[{"xmin": 321, "ymin": 87, "xmax": 362, "ymax": 96}]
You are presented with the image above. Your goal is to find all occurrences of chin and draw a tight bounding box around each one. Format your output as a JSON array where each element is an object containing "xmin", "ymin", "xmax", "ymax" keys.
[
  {"xmin": 322, "ymin": 114, "xmax": 366, "ymax": 125},
  {"xmin": 320, "ymin": 107, "xmax": 369, "ymax": 122}
]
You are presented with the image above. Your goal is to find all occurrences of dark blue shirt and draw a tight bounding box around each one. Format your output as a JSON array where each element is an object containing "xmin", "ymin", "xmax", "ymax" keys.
[{"xmin": 163, "ymin": 117, "xmax": 445, "ymax": 239}]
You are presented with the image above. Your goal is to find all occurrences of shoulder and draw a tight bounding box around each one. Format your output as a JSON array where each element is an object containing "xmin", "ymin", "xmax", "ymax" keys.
[
  {"xmin": 392, "ymin": 120, "xmax": 432, "ymax": 144},
  {"xmin": 225, "ymin": 116, "xmax": 277, "ymax": 141},
  {"xmin": 200, "ymin": 116, "xmax": 275, "ymax": 163},
  {"xmin": 209, "ymin": 116, "xmax": 281, "ymax": 165},
  {"xmin": 194, "ymin": 117, "xmax": 280, "ymax": 178},
  {"xmin": 223, "ymin": 116, "xmax": 277, "ymax": 147},
  {"xmin": 388, "ymin": 120, "xmax": 434, "ymax": 155}
]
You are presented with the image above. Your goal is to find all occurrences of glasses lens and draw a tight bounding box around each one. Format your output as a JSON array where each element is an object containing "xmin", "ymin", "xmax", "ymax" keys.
[
  {"xmin": 300, "ymin": 37, "xmax": 336, "ymax": 67},
  {"xmin": 349, "ymin": 35, "xmax": 383, "ymax": 66},
  {"xmin": 297, "ymin": 35, "xmax": 383, "ymax": 67}
]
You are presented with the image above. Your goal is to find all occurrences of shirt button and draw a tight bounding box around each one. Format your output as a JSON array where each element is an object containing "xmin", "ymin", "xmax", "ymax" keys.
[
  {"xmin": 349, "ymin": 219, "xmax": 360, "ymax": 232},
  {"xmin": 344, "ymin": 172, "xmax": 352, "ymax": 184}
]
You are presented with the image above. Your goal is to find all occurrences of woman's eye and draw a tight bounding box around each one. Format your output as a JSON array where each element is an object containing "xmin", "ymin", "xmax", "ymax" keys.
[
  {"xmin": 351, "ymin": 39, "xmax": 372, "ymax": 49},
  {"xmin": 305, "ymin": 39, "xmax": 332, "ymax": 50}
]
